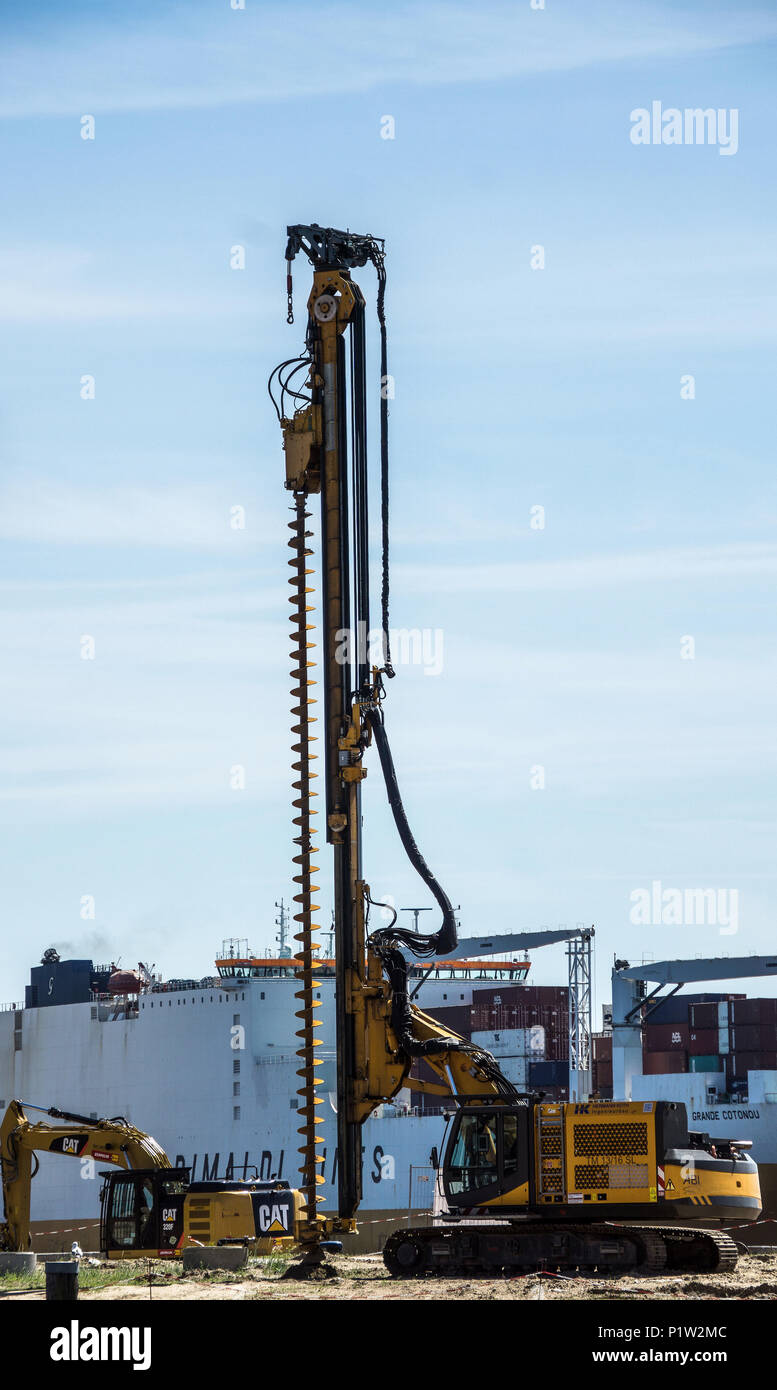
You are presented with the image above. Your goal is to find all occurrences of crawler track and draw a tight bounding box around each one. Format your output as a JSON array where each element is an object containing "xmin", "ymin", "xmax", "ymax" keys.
[{"xmin": 383, "ymin": 1222, "xmax": 738, "ymax": 1278}]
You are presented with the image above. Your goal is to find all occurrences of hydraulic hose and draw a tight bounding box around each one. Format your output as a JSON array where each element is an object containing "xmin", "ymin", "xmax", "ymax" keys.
[{"xmin": 366, "ymin": 707, "xmax": 457, "ymax": 959}]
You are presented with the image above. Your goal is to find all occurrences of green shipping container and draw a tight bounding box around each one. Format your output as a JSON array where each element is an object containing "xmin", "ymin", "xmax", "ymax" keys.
[{"xmin": 689, "ymin": 1055, "xmax": 721, "ymax": 1073}]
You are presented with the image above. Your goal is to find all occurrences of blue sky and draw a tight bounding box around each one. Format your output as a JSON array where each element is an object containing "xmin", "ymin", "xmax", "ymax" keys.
[{"xmin": 0, "ymin": 0, "xmax": 775, "ymax": 1013}]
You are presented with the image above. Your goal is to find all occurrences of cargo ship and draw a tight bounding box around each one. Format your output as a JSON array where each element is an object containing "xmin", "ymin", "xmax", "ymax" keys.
[
  {"xmin": 2, "ymin": 945, "xmax": 775, "ymax": 1251},
  {"xmin": 0, "ymin": 941, "xmax": 570, "ymax": 1252}
]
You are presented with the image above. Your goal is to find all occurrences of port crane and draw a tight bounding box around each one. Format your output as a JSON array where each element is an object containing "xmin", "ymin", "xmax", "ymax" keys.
[
  {"xmin": 612, "ymin": 954, "xmax": 777, "ymax": 1100},
  {"xmin": 270, "ymin": 224, "xmax": 761, "ymax": 1276}
]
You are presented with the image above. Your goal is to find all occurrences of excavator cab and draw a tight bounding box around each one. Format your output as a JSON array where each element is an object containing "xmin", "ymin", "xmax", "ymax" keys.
[
  {"xmin": 100, "ymin": 1168, "xmax": 189, "ymax": 1257},
  {"xmin": 443, "ymin": 1104, "xmax": 532, "ymax": 1210}
]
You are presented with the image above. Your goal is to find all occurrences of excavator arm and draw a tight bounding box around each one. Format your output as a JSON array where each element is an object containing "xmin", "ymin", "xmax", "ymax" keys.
[{"xmin": 0, "ymin": 1100, "xmax": 171, "ymax": 1251}]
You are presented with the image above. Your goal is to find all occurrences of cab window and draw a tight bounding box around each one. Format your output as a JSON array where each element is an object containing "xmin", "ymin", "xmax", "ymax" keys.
[{"xmin": 448, "ymin": 1112, "xmax": 499, "ymax": 1194}]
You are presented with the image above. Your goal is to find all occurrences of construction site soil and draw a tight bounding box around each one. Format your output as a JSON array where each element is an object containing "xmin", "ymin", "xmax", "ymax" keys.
[{"xmin": 9, "ymin": 1251, "xmax": 777, "ymax": 1301}]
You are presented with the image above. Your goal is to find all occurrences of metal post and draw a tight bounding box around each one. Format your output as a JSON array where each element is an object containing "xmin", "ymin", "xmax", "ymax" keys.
[
  {"xmin": 567, "ymin": 928, "xmax": 593, "ymax": 1100},
  {"xmin": 45, "ymin": 1260, "xmax": 79, "ymax": 1301}
]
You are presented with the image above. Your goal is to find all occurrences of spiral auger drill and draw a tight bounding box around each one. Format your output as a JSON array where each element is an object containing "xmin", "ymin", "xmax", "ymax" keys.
[{"xmin": 288, "ymin": 495, "xmax": 325, "ymax": 1266}]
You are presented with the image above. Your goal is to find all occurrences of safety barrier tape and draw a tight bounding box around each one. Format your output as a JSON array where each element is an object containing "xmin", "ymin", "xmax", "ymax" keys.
[{"xmin": 32, "ymin": 1224, "xmax": 95, "ymax": 1237}]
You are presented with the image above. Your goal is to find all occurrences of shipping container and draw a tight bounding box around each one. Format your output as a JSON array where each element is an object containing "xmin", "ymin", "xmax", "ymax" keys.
[
  {"xmin": 689, "ymin": 1055, "xmax": 721, "ymax": 1073},
  {"xmin": 471, "ymin": 984, "xmax": 567, "ymax": 1009},
  {"xmin": 471, "ymin": 1028, "xmax": 538, "ymax": 1059},
  {"xmin": 593, "ymin": 1060, "xmax": 613, "ymax": 1087},
  {"xmin": 687, "ymin": 1028, "xmax": 719, "ymax": 1056},
  {"xmin": 730, "ymin": 998, "xmax": 777, "ymax": 1025},
  {"xmin": 642, "ymin": 1050, "xmax": 688, "ymax": 1075},
  {"xmin": 644, "ymin": 998, "xmax": 690, "ymax": 1026},
  {"xmin": 690, "ymin": 1003, "xmax": 717, "ymax": 1030},
  {"xmin": 592, "ymin": 1033, "xmax": 612, "ymax": 1062},
  {"xmin": 529, "ymin": 1059, "xmax": 568, "ymax": 1087},
  {"xmin": 424, "ymin": 1004, "xmax": 473, "ymax": 1036},
  {"xmin": 731, "ymin": 1025, "xmax": 770, "ymax": 1052},
  {"xmin": 644, "ymin": 1023, "xmax": 690, "ymax": 1051},
  {"xmin": 647, "ymin": 992, "xmax": 742, "ymax": 1026},
  {"xmin": 729, "ymin": 1052, "xmax": 777, "ymax": 1075}
]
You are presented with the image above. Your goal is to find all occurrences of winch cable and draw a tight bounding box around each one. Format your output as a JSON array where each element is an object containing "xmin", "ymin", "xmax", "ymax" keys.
[
  {"xmin": 361, "ymin": 267, "xmax": 518, "ymax": 1095},
  {"xmin": 375, "ymin": 259, "xmax": 394, "ymax": 678},
  {"xmin": 350, "ymin": 296, "xmax": 370, "ymax": 694}
]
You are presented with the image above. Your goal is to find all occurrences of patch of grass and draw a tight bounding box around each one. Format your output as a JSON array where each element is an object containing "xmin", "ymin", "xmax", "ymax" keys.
[
  {"xmin": 0, "ymin": 1259, "xmax": 183, "ymax": 1296},
  {"xmin": 254, "ymin": 1249, "xmax": 293, "ymax": 1277}
]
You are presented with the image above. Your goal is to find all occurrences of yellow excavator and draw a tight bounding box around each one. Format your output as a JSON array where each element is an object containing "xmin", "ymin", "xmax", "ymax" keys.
[
  {"xmin": 271, "ymin": 224, "xmax": 762, "ymax": 1276},
  {"xmin": 0, "ymin": 1100, "xmax": 308, "ymax": 1258}
]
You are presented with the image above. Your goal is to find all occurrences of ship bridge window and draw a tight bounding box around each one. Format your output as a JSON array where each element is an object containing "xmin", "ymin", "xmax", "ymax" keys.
[{"xmin": 233, "ymin": 1014, "xmax": 240, "ymax": 1025}]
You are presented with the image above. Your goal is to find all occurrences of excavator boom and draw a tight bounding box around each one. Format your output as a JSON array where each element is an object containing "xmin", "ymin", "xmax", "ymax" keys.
[{"xmin": 0, "ymin": 1100, "xmax": 172, "ymax": 1251}]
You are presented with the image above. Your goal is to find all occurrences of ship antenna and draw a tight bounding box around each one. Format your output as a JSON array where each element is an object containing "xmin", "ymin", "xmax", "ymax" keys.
[{"xmin": 275, "ymin": 898, "xmax": 289, "ymax": 957}]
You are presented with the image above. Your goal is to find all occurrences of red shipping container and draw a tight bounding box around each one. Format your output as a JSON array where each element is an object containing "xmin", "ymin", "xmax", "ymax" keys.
[
  {"xmin": 687, "ymin": 1029, "xmax": 719, "ymax": 1056},
  {"xmin": 729, "ymin": 999, "xmax": 777, "ymax": 1025},
  {"xmin": 732, "ymin": 1025, "xmax": 767, "ymax": 1051},
  {"xmin": 643, "ymin": 1050, "xmax": 688, "ymax": 1075},
  {"xmin": 593, "ymin": 1034, "xmax": 612, "ymax": 1062},
  {"xmin": 690, "ymin": 1003, "xmax": 718, "ymax": 1029},
  {"xmin": 730, "ymin": 1001, "xmax": 760, "ymax": 1025},
  {"xmin": 472, "ymin": 984, "xmax": 567, "ymax": 1009},
  {"xmin": 728, "ymin": 1052, "xmax": 777, "ymax": 1076},
  {"xmin": 645, "ymin": 1023, "xmax": 690, "ymax": 1052}
]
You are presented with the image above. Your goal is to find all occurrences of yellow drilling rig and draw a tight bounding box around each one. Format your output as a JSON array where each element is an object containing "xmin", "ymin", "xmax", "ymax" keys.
[{"xmin": 269, "ymin": 224, "xmax": 761, "ymax": 1278}]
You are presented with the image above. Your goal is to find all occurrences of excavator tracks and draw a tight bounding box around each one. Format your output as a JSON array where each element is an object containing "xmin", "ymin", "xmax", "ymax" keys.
[{"xmin": 383, "ymin": 1222, "xmax": 739, "ymax": 1278}]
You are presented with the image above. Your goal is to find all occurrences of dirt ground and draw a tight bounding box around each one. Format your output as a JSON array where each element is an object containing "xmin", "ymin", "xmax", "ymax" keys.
[{"xmin": 12, "ymin": 1251, "xmax": 777, "ymax": 1301}]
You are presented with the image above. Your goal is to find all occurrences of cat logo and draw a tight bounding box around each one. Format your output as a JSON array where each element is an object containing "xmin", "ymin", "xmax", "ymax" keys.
[
  {"xmin": 258, "ymin": 1204, "xmax": 289, "ymax": 1234},
  {"xmin": 59, "ymin": 1136, "xmax": 83, "ymax": 1155}
]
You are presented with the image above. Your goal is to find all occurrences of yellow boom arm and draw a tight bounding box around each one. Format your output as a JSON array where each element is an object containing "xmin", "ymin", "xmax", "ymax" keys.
[
  {"xmin": 355, "ymin": 946, "xmax": 513, "ymax": 1123},
  {"xmin": 0, "ymin": 1100, "xmax": 171, "ymax": 1251}
]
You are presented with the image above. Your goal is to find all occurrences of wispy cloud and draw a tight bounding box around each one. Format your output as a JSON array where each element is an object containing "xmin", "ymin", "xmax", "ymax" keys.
[
  {"xmin": 0, "ymin": 479, "xmax": 282, "ymax": 550},
  {"xmin": 0, "ymin": 247, "xmax": 265, "ymax": 325},
  {"xmin": 396, "ymin": 543, "xmax": 777, "ymax": 594},
  {"xmin": 2, "ymin": 2, "xmax": 776, "ymax": 118}
]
